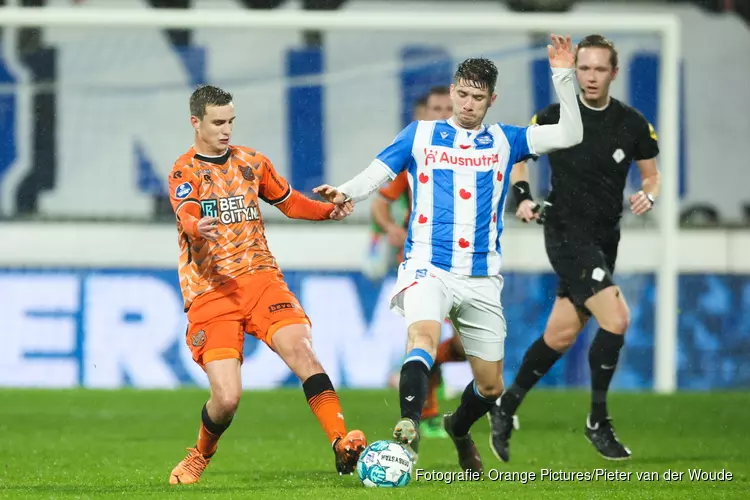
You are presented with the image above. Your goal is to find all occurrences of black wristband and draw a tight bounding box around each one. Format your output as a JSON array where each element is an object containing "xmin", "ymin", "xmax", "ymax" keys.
[{"xmin": 513, "ymin": 181, "xmax": 534, "ymax": 208}]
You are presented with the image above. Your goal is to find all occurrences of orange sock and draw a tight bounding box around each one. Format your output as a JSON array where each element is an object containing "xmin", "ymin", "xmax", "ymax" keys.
[
  {"xmin": 435, "ymin": 337, "xmax": 465, "ymax": 365},
  {"xmin": 303, "ymin": 373, "xmax": 347, "ymax": 444},
  {"xmin": 421, "ymin": 369, "xmax": 441, "ymax": 420},
  {"xmin": 197, "ymin": 424, "xmax": 220, "ymax": 456},
  {"xmin": 196, "ymin": 403, "xmax": 231, "ymax": 457}
]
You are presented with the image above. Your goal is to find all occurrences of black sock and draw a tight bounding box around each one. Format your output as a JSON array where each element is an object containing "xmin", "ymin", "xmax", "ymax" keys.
[
  {"xmin": 452, "ymin": 381, "xmax": 496, "ymax": 437},
  {"xmin": 202, "ymin": 403, "xmax": 232, "ymax": 435},
  {"xmin": 399, "ymin": 349, "xmax": 433, "ymax": 424},
  {"xmin": 499, "ymin": 336, "xmax": 562, "ymax": 416},
  {"xmin": 588, "ymin": 328, "xmax": 625, "ymax": 424}
]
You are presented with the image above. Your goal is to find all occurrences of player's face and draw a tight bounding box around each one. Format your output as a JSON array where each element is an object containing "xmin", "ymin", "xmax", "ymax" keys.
[
  {"xmin": 575, "ymin": 47, "xmax": 618, "ymax": 103},
  {"xmin": 191, "ymin": 103, "xmax": 236, "ymax": 154},
  {"xmin": 450, "ymin": 80, "xmax": 496, "ymax": 129},
  {"xmin": 424, "ymin": 93, "xmax": 453, "ymax": 120}
]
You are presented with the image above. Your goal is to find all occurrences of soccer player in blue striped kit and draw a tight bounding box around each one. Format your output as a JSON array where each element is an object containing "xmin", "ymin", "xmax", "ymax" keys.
[{"xmin": 315, "ymin": 34, "xmax": 583, "ymax": 472}]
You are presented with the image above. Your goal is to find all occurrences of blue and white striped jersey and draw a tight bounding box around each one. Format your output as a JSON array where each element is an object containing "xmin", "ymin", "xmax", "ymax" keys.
[{"xmin": 374, "ymin": 118, "xmax": 535, "ymax": 276}]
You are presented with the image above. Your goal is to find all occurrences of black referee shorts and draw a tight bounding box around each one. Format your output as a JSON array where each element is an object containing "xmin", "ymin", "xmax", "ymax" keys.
[{"xmin": 543, "ymin": 222, "xmax": 620, "ymax": 311}]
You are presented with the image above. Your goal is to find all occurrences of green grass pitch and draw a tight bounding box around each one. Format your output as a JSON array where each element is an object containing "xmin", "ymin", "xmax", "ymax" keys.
[{"xmin": 0, "ymin": 389, "xmax": 747, "ymax": 499}]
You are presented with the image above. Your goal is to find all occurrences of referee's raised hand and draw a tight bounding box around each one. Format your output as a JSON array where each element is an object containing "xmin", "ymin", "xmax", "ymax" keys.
[{"xmin": 547, "ymin": 34, "xmax": 575, "ymax": 69}]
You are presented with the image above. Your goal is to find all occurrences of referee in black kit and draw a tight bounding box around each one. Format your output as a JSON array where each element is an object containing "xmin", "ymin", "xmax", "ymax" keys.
[{"xmin": 489, "ymin": 35, "xmax": 661, "ymax": 462}]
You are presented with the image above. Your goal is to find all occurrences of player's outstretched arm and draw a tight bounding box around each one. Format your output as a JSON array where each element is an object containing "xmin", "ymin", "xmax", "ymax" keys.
[
  {"xmin": 528, "ymin": 35, "xmax": 584, "ymax": 155},
  {"xmin": 257, "ymin": 155, "xmax": 350, "ymax": 221},
  {"xmin": 314, "ymin": 160, "xmax": 393, "ymax": 205},
  {"xmin": 275, "ymin": 189, "xmax": 354, "ymax": 221},
  {"xmin": 315, "ymin": 122, "xmax": 418, "ymax": 205}
]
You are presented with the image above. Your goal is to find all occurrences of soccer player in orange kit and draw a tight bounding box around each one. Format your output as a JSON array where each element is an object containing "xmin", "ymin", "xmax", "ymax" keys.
[{"xmin": 167, "ymin": 85, "xmax": 366, "ymax": 485}]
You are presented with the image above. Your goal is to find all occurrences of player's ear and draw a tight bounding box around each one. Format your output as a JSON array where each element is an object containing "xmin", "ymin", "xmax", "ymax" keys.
[
  {"xmin": 190, "ymin": 115, "xmax": 200, "ymax": 131},
  {"xmin": 611, "ymin": 66, "xmax": 619, "ymax": 81},
  {"xmin": 490, "ymin": 93, "xmax": 497, "ymax": 106}
]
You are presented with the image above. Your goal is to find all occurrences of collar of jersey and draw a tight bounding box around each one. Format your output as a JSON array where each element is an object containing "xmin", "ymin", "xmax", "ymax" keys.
[
  {"xmin": 193, "ymin": 147, "xmax": 231, "ymax": 165},
  {"xmin": 578, "ymin": 94, "xmax": 611, "ymax": 112},
  {"xmin": 446, "ymin": 117, "xmax": 487, "ymax": 138}
]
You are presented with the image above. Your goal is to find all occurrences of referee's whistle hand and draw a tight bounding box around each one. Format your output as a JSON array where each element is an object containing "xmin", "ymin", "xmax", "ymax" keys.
[{"xmin": 516, "ymin": 200, "xmax": 540, "ymax": 223}]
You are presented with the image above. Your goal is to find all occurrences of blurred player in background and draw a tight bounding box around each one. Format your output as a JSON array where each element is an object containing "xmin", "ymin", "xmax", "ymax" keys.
[
  {"xmin": 372, "ymin": 86, "xmax": 467, "ymax": 439},
  {"xmin": 167, "ymin": 85, "xmax": 366, "ymax": 485},
  {"xmin": 489, "ymin": 35, "xmax": 660, "ymax": 462},
  {"xmin": 315, "ymin": 35, "xmax": 583, "ymax": 472}
]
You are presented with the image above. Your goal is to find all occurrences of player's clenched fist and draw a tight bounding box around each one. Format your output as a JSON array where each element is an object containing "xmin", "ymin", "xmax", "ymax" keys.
[{"xmin": 197, "ymin": 216, "xmax": 220, "ymax": 241}]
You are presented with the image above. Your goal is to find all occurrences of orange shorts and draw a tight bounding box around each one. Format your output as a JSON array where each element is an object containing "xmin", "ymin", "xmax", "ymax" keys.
[{"xmin": 185, "ymin": 270, "xmax": 310, "ymax": 367}]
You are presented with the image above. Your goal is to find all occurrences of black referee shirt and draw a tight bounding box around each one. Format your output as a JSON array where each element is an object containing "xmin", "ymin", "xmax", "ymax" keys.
[{"xmin": 532, "ymin": 97, "xmax": 660, "ymax": 230}]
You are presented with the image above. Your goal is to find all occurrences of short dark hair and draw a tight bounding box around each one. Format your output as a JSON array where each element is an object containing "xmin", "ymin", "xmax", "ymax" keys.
[
  {"xmin": 576, "ymin": 34, "xmax": 618, "ymax": 69},
  {"xmin": 454, "ymin": 58, "xmax": 498, "ymax": 94},
  {"xmin": 428, "ymin": 85, "xmax": 450, "ymax": 97},
  {"xmin": 190, "ymin": 84, "xmax": 233, "ymax": 119},
  {"xmin": 414, "ymin": 94, "xmax": 428, "ymax": 110}
]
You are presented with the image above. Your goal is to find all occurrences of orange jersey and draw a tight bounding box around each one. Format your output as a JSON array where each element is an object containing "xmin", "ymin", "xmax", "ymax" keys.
[{"xmin": 168, "ymin": 145, "xmax": 332, "ymax": 311}]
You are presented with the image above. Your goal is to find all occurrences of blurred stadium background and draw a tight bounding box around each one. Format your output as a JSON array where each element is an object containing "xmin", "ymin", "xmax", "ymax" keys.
[{"xmin": 0, "ymin": 1, "xmax": 748, "ymax": 398}]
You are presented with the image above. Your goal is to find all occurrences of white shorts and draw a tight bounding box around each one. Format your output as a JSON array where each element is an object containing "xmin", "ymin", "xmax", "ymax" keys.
[{"xmin": 390, "ymin": 259, "xmax": 507, "ymax": 362}]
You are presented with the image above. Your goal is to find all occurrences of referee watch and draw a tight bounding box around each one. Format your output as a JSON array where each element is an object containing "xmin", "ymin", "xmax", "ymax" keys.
[{"xmin": 644, "ymin": 191, "xmax": 655, "ymax": 207}]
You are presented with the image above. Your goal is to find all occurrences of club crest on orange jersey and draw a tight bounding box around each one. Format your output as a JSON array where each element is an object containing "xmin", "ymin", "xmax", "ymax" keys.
[
  {"xmin": 189, "ymin": 330, "xmax": 207, "ymax": 347},
  {"xmin": 238, "ymin": 165, "xmax": 255, "ymax": 181}
]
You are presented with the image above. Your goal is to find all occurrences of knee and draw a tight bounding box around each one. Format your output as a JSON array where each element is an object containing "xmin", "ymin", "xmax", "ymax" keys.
[
  {"xmin": 475, "ymin": 380, "xmax": 503, "ymax": 401},
  {"xmin": 213, "ymin": 389, "xmax": 241, "ymax": 417},
  {"xmin": 543, "ymin": 327, "xmax": 579, "ymax": 352},
  {"xmin": 599, "ymin": 310, "xmax": 630, "ymax": 335}
]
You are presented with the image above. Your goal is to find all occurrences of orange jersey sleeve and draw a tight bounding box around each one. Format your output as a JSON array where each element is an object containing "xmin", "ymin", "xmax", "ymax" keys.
[
  {"xmin": 275, "ymin": 190, "xmax": 334, "ymax": 220},
  {"xmin": 258, "ymin": 157, "xmax": 292, "ymax": 206},
  {"xmin": 168, "ymin": 159, "xmax": 201, "ymax": 237},
  {"xmin": 378, "ymin": 171, "xmax": 409, "ymax": 201}
]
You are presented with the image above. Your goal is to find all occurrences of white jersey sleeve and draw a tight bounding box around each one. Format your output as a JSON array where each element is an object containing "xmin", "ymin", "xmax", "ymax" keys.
[
  {"xmin": 337, "ymin": 121, "xmax": 418, "ymax": 202},
  {"xmin": 527, "ymin": 67, "xmax": 583, "ymax": 154}
]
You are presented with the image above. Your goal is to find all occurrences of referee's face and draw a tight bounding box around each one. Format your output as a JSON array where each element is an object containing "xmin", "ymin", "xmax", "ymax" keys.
[
  {"xmin": 575, "ymin": 47, "xmax": 618, "ymax": 104},
  {"xmin": 450, "ymin": 80, "xmax": 496, "ymax": 130}
]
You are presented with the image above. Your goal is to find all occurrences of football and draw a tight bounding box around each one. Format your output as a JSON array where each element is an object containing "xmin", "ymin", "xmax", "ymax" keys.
[{"xmin": 356, "ymin": 440, "xmax": 413, "ymax": 488}]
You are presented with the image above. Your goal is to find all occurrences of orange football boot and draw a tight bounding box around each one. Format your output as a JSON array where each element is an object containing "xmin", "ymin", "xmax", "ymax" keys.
[
  {"xmin": 333, "ymin": 430, "xmax": 367, "ymax": 475},
  {"xmin": 169, "ymin": 447, "xmax": 211, "ymax": 485}
]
